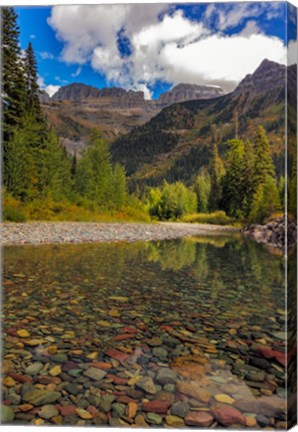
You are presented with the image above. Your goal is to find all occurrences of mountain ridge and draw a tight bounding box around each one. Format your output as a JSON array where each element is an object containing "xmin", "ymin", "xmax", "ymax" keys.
[{"xmin": 110, "ymin": 59, "xmax": 295, "ymax": 190}]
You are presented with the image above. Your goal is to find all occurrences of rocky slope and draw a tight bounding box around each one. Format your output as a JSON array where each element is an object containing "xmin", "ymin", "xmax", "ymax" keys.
[
  {"xmin": 111, "ymin": 59, "xmax": 294, "ymax": 188},
  {"xmin": 234, "ymin": 59, "xmax": 285, "ymax": 96},
  {"xmin": 42, "ymin": 81, "xmax": 225, "ymax": 151},
  {"xmin": 158, "ymin": 83, "xmax": 224, "ymax": 105}
]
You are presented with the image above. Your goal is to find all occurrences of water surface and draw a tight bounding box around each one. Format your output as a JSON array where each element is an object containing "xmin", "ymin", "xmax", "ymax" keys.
[{"xmin": 2, "ymin": 236, "xmax": 287, "ymax": 428}]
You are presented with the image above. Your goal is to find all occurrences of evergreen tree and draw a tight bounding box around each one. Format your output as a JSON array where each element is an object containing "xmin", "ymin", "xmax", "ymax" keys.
[
  {"xmin": 209, "ymin": 145, "xmax": 225, "ymax": 211},
  {"xmin": 221, "ymin": 139, "xmax": 246, "ymax": 218},
  {"xmin": 71, "ymin": 150, "xmax": 77, "ymax": 179},
  {"xmin": 194, "ymin": 169, "xmax": 211, "ymax": 213},
  {"xmin": 2, "ymin": 7, "xmax": 26, "ymax": 184},
  {"xmin": 2, "ymin": 7, "xmax": 26, "ymax": 137},
  {"xmin": 242, "ymin": 139, "xmax": 256, "ymax": 216},
  {"xmin": 249, "ymin": 175, "xmax": 281, "ymax": 223},
  {"xmin": 76, "ymin": 129, "xmax": 113, "ymax": 206},
  {"xmin": 39, "ymin": 130, "xmax": 72, "ymax": 200},
  {"xmin": 253, "ymin": 126, "xmax": 275, "ymax": 187},
  {"xmin": 111, "ymin": 163, "xmax": 127, "ymax": 208},
  {"xmin": 24, "ymin": 41, "xmax": 43, "ymax": 120}
]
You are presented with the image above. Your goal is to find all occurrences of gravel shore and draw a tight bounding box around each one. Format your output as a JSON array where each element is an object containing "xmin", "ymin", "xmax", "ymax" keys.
[{"xmin": 2, "ymin": 222, "xmax": 238, "ymax": 245}]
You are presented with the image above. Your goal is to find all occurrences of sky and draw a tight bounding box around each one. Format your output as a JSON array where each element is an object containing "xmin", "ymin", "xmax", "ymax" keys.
[{"xmin": 15, "ymin": 1, "xmax": 297, "ymax": 99}]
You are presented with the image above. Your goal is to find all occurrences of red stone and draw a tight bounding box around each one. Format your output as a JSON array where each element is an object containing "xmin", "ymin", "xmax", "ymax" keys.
[
  {"xmin": 256, "ymin": 347, "xmax": 286, "ymax": 367},
  {"xmin": 185, "ymin": 411, "xmax": 214, "ymax": 427},
  {"xmin": 117, "ymin": 396, "xmax": 136, "ymax": 404},
  {"xmin": 120, "ymin": 327, "xmax": 138, "ymax": 334},
  {"xmin": 212, "ymin": 405, "xmax": 246, "ymax": 426},
  {"xmin": 62, "ymin": 361, "xmax": 78, "ymax": 372},
  {"xmin": 107, "ymin": 374, "xmax": 128, "ymax": 385},
  {"xmin": 91, "ymin": 362, "xmax": 112, "ymax": 370},
  {"xmin": 10, "ymin": 373, "xmax": 32, "ymax": 384},
  {"xmin": 112, "ymin": 334, "xmax": 136, "ymax": 342},
  {"xmin": 160, "ymin": 325, "xmax": 173, "ymax": 332},
  {"xmin": 87, "ymin": 405, "xmax": 98, "ymax": 416},
  {"xmin": 104, "ymin": 348, "xmax": 130, "ymax": 363},
  {"xmin": 142, "ymin": 400, "xmax": 170, "ymax": 414},
  {"xmin": 57, "ymin": 405, "xmax": 77, "ymax": 416}
]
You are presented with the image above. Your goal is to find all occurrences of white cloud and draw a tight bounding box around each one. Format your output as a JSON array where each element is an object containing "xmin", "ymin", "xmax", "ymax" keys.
[
  {"xmin": 39, "ymin": 51, "xmax": 55, "ymax": 60},
  {"xmin": 160, "ymin": 34, "xmax": 286, "ymax": 86},
  {"xmin": 203, "ymin": 2, "xmax": 284, "ymax": 31},
  {"xmin": 48, "ymin": 4, "xmax": 287, "ymax": 94},
  {"xmin": 30, "ymin": 34, "xmax": 36, "ymax": 39},
  {"xmin": 44, "ymin": 85, "xmax": 61, "ymax": 97},
  {"xmin": 71, "ymin": 66, "xmax": 82, "ymax": 78},
  {"xmin": 240, "ymin": 20, "xmax": 261, "ymax": 37},
  {"xmin": 38, "ymin": 76, "xmax": 60, "ymax": 97},
  {"xmin": 133, "ymin": 83, "xmax": 153, "ymax": 100}
]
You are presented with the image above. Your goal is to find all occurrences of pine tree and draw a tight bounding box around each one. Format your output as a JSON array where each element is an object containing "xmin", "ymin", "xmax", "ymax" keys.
[
  {"xmin": 221, "ymin": 139, "xmax": 246, "ymax": 218},
  {"xmin": 2, "ymin": 7, "xmax": 26, "ymax": 185},
  {"xmin": 71, "ymin": 150, "xmax": 77, "ymax": 179},
  {"xmin": 209, "ymin": 145, "xmax": 225, "ymax": 211},
  {"xmin": 111, "ymin": 163, "xmax": 127, "ymax": 209},
  {"xmin": 242, "ymin": 139, "xmax": 256, "ymax": 216},
  {"xmin": 253, "ymin": 126, "xmax": 275, "ymax": 187},
  {"xmin": 76, "ymin": 129, "xmax": 114, "ymax": 207},
  {"xmin": 2, "ymin": 7, "xmax": 26, "ymax": 137},
  {"xmin": 24, "ymin": 42, "xmax": 43, "ymax": 120},
  {"xmin": 249, "ymin": 175, "xmax": 281, "ymax": 223}
]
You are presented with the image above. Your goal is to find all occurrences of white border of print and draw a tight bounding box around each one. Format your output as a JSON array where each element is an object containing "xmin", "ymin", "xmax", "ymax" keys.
[{"xmin": 0, "ymin": 2, "xmax": 297, "ymax": 432}]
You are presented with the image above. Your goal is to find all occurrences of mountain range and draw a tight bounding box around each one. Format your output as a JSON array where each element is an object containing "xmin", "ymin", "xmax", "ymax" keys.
[
  {"xmin": 41, "ymin": 82, "xmax": 225, "ymax": 152},
  {"xmin": 41, "ymin": 59, "xmax": 296, "ymax": 189}
]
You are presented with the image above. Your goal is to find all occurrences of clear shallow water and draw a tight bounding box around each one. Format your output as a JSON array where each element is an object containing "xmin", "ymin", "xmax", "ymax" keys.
[{"xmin": 2, "ymin": 236, "xmax": 287, "ymax": 428}]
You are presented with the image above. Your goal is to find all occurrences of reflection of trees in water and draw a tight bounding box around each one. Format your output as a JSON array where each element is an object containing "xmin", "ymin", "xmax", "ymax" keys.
[
  {"xmin": 4, "ymin": 237, "xmax": 284, "ymax": 312},
  {"xmin": 4, "ymin": 243, "xmax": 134, "ymax": 287},
  {"xmin": 145, "ymin": 240, "xmax": 196, "ymax": 271},
  {"xmin": 145, "ymin": 237, "xmax": 284, "ymax": 311}
]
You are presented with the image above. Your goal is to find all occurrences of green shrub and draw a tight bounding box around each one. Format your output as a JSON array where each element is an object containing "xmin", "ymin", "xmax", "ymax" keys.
[
  {"xmin": 3, "ymin": 206, "xmax": 26, "ymax": 222},
  {"xmin": 181, "ymin": 211, "xmax": 234, "ymax": 225}
]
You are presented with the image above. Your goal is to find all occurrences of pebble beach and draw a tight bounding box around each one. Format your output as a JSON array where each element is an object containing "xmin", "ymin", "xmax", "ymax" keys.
[{"xmin": 1, "ymin": 222, "xmax": 238, "ymax": 245}]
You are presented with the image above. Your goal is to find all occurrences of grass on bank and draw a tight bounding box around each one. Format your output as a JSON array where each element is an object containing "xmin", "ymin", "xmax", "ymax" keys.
[
  {"xmin": 181, "ymin": 211, "xmax": 235, "ymax": 226},
  {"xmin": 3, "ymin": 193, "xmax": 151, "ymax": 223}
]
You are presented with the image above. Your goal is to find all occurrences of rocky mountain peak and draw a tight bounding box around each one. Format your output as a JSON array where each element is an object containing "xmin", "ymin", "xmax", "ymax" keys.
[
  {"xmin": 158, "ymin": 83, "xmax": 225, "ymax": 105},
  {"xmin": 234, "ymin": 59, "xmax": 285, "ymax": 95}
]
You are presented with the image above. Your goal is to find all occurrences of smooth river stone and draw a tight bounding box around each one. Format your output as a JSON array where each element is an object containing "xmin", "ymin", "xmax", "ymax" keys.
[
  {"xmin": 25, "ymin": 362, "xmax": 43, "ymax": 376},
  {"xmin": 83, "ymin": 367, "xmax": 107, "ymax": 381},
  {"xmin": 212, "ymin": 405, "xmax": 246, "ymax": 426},
  {"xmin": 185, "ymin": 411, "xmax": 214, "ymax": 427},
  {"xmin": 39, "ymin": 405, "xmax": 59, "ymax": 420},
  {"xmin": 156, "ymin": 368, "xmax": 177, "ymax": 385},
  {"xmin": 177, "ymin": 381, "xmax": 211, "ymax": 403},
  {"xmin": 136, "ymin": 377, "xmax": 157, "ymax": 394},
  {"xmin": 142, "ymin": 400, "xmax": 170, "ymax": 414},
  {"xmin": 1, "ymin": 405, "xmax": 15, "ymax": 423},
  {"xmin": 23, "ymin": 390, "xmax": 61, "ymax": 406}
]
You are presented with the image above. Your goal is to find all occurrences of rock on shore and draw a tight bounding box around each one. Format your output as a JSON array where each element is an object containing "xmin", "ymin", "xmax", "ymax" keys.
[{"xmin": 242, "ymin": 217, "xmax": 296, "ymax": 250}]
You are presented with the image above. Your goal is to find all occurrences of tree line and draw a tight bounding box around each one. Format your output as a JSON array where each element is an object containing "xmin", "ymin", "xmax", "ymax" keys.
[
  {"xmin": 147, "ymin": 126, "xmax": 290, "ymax": 223},
  {"xmin": 3, "ymin": 7, "xmax": 128, "ymax": 219}
]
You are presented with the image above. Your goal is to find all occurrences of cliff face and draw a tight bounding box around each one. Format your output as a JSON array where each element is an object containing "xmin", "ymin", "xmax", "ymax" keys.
[
  {"xmin": 234, "ymin": 59, "xmax": 285, "ymax": 96},
  {"xmin": 51, "ymin": 83, "xmax": 101, "ymax": 101},
  {"xmin": 158, "ymin": 83, "xmax": 225, "ymax": 105},
  {"xmin": 51, "ymin": 83, "xmax": 145, "ymax": 107},
  {"xmin": 48, "ymin": 82, "xmax": 225, "ymax": 107}
]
